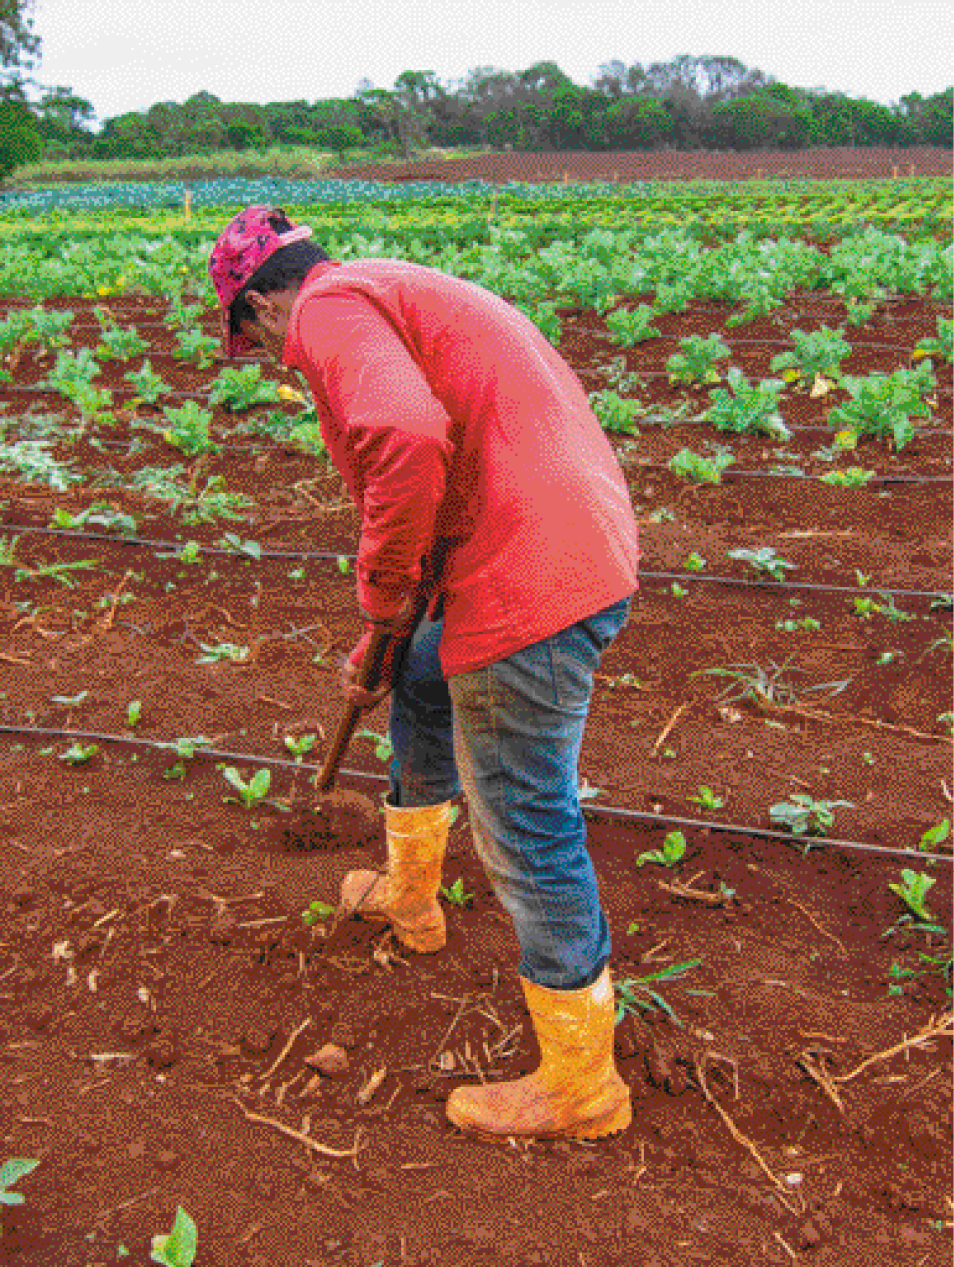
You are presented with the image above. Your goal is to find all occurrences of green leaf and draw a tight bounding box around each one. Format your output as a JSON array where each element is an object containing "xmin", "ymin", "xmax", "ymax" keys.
[
  {"xmin": 248, "ymin": 769, "xmax": 271, "ymax": 801},
  {"xmin": 151, "ymin": 1207, "xmax": 197, "ymax": 1267},
  {"xmin": 919, "ymin": 819, "xmax": 950, "ymax": 850},
  {"xmin": 0, "ymin": 1157, "xmax": 39, "ymax": 1202}
]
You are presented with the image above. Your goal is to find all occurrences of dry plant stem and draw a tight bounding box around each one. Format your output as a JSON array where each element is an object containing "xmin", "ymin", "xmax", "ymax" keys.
[
  {"xmin": 797, "ymin": 1051, "xmax": 847, "ymax": 1114},
  {"xmin": 258, "ymin": 1016, "xmax": 312, "ymax": 1083},
  {"xmin": 97, "ymin": 568, "xmax": 134, "ymax": 634},
  {"xmin": 651, "ymin": 701, "xmax": 690, "ymax": 756},
  {"xmin": 763, "ymin": 699, "xmax": 953, "ymax": 745},
  {"xmin": 231, "ymin": 1095, "xmax": 361, "ymax": 1159},
  {"xmin": 694, "ymin": 1055, "xmax": 798, "ymax": 1214},
  {"xmin": 784, "ymin": 899, "xmax": 848, "ymax": 957},
  {"xmin": 833, "ymin": 1012, "xmax": 953, "ymax": 1084},
  {"xmin": 656, "ymin": 877, "xmax": 731, "ymax": 906}
]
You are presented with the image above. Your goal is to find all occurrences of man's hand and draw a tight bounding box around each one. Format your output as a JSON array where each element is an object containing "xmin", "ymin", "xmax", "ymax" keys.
[
  {"xmin": 340, "ymin": 634, "xmax": 396, "ymax": 711},
  {"xmin": 339, "ymin": 593, "xmax": 421, "ymax": 711}
]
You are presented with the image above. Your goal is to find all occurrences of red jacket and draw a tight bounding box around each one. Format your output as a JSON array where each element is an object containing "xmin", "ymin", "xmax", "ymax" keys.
[{"xmin": 283, "ymin": 258, "xmax": 641, "ymax": 678}]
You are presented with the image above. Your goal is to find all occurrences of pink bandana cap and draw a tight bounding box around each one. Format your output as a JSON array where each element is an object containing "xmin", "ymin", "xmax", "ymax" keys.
[{"xmin": 208, "ymin": 205, "xmax": 313, "ymax": 356}]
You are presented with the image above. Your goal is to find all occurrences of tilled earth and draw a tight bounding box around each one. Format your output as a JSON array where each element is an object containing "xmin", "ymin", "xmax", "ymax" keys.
[{"xmin": 0, "ymin": 284, "xmax": 951, "ymax": 1266}]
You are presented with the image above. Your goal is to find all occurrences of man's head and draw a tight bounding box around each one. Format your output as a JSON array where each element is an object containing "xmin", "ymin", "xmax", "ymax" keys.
[{"xmin": 208, "ymin": 205, "xmax": 330, "ymax": 358}]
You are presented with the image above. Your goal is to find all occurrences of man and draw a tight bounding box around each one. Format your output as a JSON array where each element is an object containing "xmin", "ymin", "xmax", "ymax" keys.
[{"xmin": 209, "ymin": 205, "xmax": 641, "ymax": 1142}]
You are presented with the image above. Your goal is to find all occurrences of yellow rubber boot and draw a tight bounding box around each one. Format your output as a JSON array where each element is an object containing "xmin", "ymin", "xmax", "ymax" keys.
[
  {"xmin": 338, "ymin": 797, "xmax": 453, "ymax": 953},
  {"xmin": 446, "ymin": 964, "xmax": 631, "ymax": 1140}
]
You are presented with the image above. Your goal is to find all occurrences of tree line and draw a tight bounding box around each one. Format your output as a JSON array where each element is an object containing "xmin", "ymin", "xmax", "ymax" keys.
[{"xmin": 0, "ymin": 0, "xmax": 951, "ymax": 178}]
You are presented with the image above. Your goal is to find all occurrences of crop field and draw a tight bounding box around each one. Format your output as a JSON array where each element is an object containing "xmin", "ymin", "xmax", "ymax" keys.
[{"xmin": 0, "ymin": 176, "xmax": 951, "ymax": 1267}]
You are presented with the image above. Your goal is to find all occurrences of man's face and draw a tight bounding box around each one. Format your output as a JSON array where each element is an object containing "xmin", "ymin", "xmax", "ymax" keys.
[{"xmin": 236, "ymin": 286, "xmax": 299, "ymax": 360}]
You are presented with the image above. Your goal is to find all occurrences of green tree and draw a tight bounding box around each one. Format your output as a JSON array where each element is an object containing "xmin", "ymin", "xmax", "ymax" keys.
[{"xmin": 0, "ymin": 96, "xmax": 40, "ymax": 175}]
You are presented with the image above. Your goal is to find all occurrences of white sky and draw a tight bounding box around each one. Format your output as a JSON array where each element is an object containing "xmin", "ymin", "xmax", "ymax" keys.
[{"xmin": 28, "ymin": 0, "xmax": 954, "ymax": 127}]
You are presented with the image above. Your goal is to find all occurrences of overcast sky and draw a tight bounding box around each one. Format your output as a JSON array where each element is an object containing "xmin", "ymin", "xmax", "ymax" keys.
[{"xmin": 28, "ymin": 0, "xmax": 954, "ymax": 126}]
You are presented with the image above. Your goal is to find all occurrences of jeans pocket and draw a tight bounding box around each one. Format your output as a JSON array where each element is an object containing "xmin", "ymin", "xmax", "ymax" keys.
[{"xmin": 579, "ymin": 595, "xmax": 632, "ymax": 655}]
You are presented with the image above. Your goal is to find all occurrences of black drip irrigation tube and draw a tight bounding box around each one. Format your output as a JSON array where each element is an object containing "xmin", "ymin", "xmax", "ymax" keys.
[
  {"xmin": 1, "ymin": 722, "xmax": 950, "ymax": 867},
  {"xmin": 1, "ymin": 522, "xmax": 951, "ymax": 602}
]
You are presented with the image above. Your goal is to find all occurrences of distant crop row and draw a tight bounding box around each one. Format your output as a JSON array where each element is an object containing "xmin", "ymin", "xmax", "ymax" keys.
[{"xmin": 0, "ymin": 215, "xmax": 949, "ymax": 323}]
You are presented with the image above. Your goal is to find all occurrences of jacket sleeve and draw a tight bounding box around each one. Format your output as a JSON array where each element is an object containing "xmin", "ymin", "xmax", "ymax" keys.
[{"xmin": 292, "ymin": 290, "xmax": 454, "ymax": 623}]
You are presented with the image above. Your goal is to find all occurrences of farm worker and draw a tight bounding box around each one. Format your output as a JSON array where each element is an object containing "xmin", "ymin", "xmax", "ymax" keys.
[{"xmin": 209, "ymin": 205, "xmax": 642, "ymax": 1143}]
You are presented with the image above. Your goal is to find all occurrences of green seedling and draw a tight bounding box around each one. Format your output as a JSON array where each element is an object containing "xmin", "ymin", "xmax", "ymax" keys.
[
  {"xmin": 208, "ymin": 364, "xmax": 281, "ymax": 413},
  {"xmin": 219, "ymin": 765, "xmax": 271, "ymax": 809},
  {"xmin": 855, "ymin": 570, "xmax": 872, "ymax": 587},
  {"xmin": 302, "ymin": 899, "xmax": 335, "ymax": 926},
  {"xmin": 776, "ymin": 617, "xmax": 821, "ymax": 632},
  {"xmin": 687, "ymin": 785, "xmax": 724, "ymax": 810},
  {"xmin": 172, "ymin": 327, "xmax": 218, "ymax": 369},
  {"xmin": 162, "ymin": 401, "xmax": 219, "ymax": 457},
  {"xmin": 819, "ymin": 466, "xmax": 876, "ymax": 487},
  {"xmin": 919, "ymin": 819, "xmax": 950, "ymax": 851},
  {"xmin": 195, "ymin": 642, "xmax": 249, "ymax": 664},
  {"xmin": 51, "ymin": 690, "xmax": 88, "ymax": 707},
  {"xmin": 15, "ymin": 559, "xmax": 98, "ymax": 587},
  {"xmin": 336, "ymin": 555, "xmax": 351, "ymax": 574},
  {"xmin": 96, "ymin": 323, "xmax": 149, "ymax": 362},
  {"xmin": 219, "ymin": 533, "xmax": 262, "ymax": 560},
  {"xmin": 912, "ymin": 317, "xmax": 953, "ymax": 365},
  {"xmin": 862, "ymin": 752, "xmax": 876, "ymax": 766},
  {"xmin": 704, "ymin": 368, "xmax": 791, "ymax": 440},
  {"xmin": 614, "ymin": 959, "xmax": 702, "ymax": 1028},
  {"xmin": 284, "ymin": 734, "xmax": 317, "ymax": 763},
  {"xmin": 579, "ymin": 779, "xmax": 604, "ymax": 806},
  {"xmin": 668, "ymin": 448, "xmax": 734, "ymax": 484},
  {"xmin": 604, "ymin": 304, "xmax": 660, "ymax": 345},
  {"xmin": 124, "ymin": 360, "xmax": 172, "ymax": 405},
  {"xmin": 0, "ymin": 439, "xmax": 80, "ymax": 491},
  {"xmin": 356, "ymin": 730, "xmax": 394, "ymax": 762},
  {"xmin": 888, "ymin": 870, "xmax": 936, "ymax": 922},
  {"xmin": 691, "ymin": 657, "xmax": 803, "ymax": 709},
  {"xmin": 636, "ymin": 830, "xmax": 686, "ymax": 869},
  {"xmin": 727, "ymin": 546, "xmax": 796, "ymax": 582},
  {"xmin": 0, "ymin": 535, "xmax": 18, "ymax": 566},
  {"xmin": 769, "ymin": 325, "xmax": 851, "ymax": 387},
  {"xmin": 666, "ymin": 333, "xmax": 731, "ymax": 387},
  {"xmin": 60, "ymin": 742, "xmax": 98, "ymax": 765},
  {"xmin": 162, "ymin": 761, "xmax": 187, "ymax": 782},
  {"xmin": 770, "ymin": 793, "xmax": 854, "ymax": 838},
  {"xmin": 923, "ymin": 630, "xmax": 954, "ymax": 657},
  {"xmin": 178, "ymin": 541, "xmax": 202, "ymax": 564},
  {"xmin": 670, "ymin": 582, "xmax": 688, "ymax": 598},
  {"xmin": 440, "ymin": 878, "xmax": 474, "ymax": 907},
  {"xmin": 683, "ymin": 552, "xmax": 706, "ymax": 572},
  {"xmin": 0, "ymin": 1157, "xmax": 39, "ymax": 1207},
  {"xmin": 126, "ymin": 700, "xmax": 142, "ymax": 728},
  {"xmin": 151, "ymin": 1206, "xmax": 197, "ymax": 1267},
  {"xmin": 52, "ymin": 502, "xmax": 137, "ymax": 535},
  {"xmin": 588, "ymin": 388, "xmax": 642, "ymax": 435}
]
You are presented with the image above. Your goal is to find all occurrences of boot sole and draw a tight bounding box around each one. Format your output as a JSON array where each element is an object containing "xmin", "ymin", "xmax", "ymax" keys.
[
  {"xmin": 447, "ymin": 1095, "xmax": 632, "ymax": 1142},
  {"xmin": 341, "ymin": 908, "xmax": 446, "ymax": 954}
]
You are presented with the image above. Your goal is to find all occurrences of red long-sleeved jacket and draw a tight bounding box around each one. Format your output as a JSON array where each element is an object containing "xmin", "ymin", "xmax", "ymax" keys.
[{"xmin": 282, "ymin": 258, "xmax": 641, "ymax": 678}]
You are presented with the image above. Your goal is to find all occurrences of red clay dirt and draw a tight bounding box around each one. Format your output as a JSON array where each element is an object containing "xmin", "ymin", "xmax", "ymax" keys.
[
  {"xmin": 326, "ymin": 145, "xmax": 953, "ymax": 185},
  {"xmin": 0, "ymin": 282, "xmax": 951, "ymax": 1266}
]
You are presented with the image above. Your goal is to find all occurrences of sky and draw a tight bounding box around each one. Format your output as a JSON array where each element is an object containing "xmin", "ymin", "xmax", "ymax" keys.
[{"xmin": 26, "ymin": 0, "xmax": 954, "ymax": 128}]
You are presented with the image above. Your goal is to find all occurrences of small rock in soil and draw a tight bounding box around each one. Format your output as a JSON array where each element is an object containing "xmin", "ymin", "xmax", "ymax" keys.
[
  {"xmin": 242, "ymin": 1021, "xmax": 278, "ymax": 1054},
  {"xmin": 156, "ymin": 1149, "xmax": 179, "ymax": 1172},
  {"xmin": 329, "ymin": 1022, "xmax": 357, "ymax": 1049},
  {"xmin": 305, "ymin": 1043, "xmax": 349, "ymax": 1075},
  {"xmin": 209, "ymin": 909, "xmax": 237, "ymax": 942},
  {"xmin": 146, "ymin": 1034, "xmax": 179, "ymax": 1069},
  {"xmin": 797, "ymin": 1220, "xmax": 822, "ymax": 1248},
  {"xmin": 25, "ymin": 1002, "xmax": 53, "ymax": 1030}
]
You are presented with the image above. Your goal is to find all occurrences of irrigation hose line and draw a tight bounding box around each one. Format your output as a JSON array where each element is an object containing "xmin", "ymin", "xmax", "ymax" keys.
[
  {"xmin": 1, "ymin": 522, "xmax": 951, "ymax": 602},
  {"xmin": 0, "ymin": 722, "xmax": 950, "ymax": 867}
]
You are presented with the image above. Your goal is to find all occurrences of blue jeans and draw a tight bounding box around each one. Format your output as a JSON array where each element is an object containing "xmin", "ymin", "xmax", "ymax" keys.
[{"xmin": 386, "ymin": 594, "xmax": 633, "ymax": 990}]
